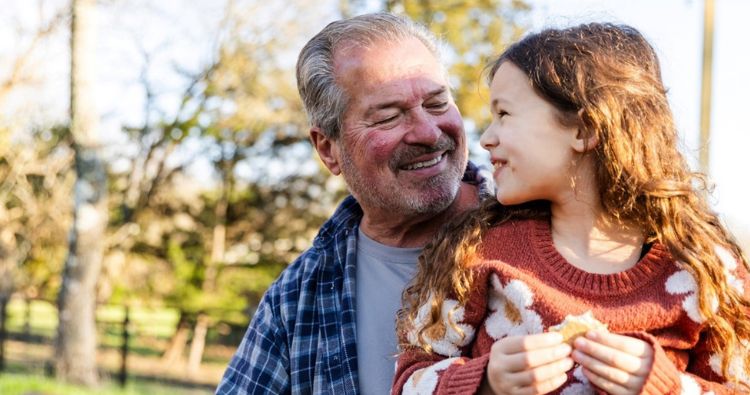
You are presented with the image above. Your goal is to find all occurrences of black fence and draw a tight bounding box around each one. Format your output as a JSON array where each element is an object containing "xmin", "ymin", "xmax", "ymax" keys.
[{"xmin": 0, "ymin": 297, "xmax": 250, "ymax": 390}]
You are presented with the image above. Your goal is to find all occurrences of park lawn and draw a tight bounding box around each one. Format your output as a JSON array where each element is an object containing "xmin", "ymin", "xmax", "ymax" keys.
[
  {"xmin": 3, "ymin": 298, "xmax": 235, "ymax": 389},
  {"xmin": 0, "ymin": 373, "xmax": 211, "ymax": 395},
  {"xmin": 6, "ymin": 299, "xmax": 181, "ymax": 342}
]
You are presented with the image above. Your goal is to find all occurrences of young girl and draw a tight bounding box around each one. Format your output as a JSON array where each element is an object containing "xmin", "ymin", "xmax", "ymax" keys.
[{"xmin": 392, "ymin": 23, "xmax": 750, "ymax": 395}]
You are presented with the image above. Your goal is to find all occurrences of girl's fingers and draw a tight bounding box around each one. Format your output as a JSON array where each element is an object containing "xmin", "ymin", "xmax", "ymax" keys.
[
  {"xmin": 581, "ymin": 366, "xmax": 632, "ymax": 395},
  {"xmin": 572, "ymin": 350, "xmax": 643, "ymax": 390},
  {"xmin": 506, "ymin": 357, "xmax": 575, "ymax": 386},
  {"xmin": 499, "ymin": 343, "xmax": 572, "ymax": 372},
  {"xmin": 573, "ymin": 335, "xmax": 649, "ymax": 375},
  {"xmin": 503, "ymin": 372, "xmax": 569, "ymax": 395},
  {"xmin": 527, "ymin": 372, "xmax": 569, "ymax": 395},
  {"xmin": 586, "ymin": 331, "xmax": 653, "ymax": 359},
  {"xmin": 496, "ymin": 332, "xmax": 566, "ymax": 354}
]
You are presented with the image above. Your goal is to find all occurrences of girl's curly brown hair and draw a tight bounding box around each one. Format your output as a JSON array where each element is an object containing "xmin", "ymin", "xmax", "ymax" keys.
[{"xmin": 397, "ymin": 22, "xmax": 750, "ymax": 385}]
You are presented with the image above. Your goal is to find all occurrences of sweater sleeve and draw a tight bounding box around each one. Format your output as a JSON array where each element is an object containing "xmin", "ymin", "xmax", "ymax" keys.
[
  {"xmin": 392, "ymin": 348, "xmax": 490, "ymax": 395},
  {"xmin": 392, "ymin": 270, "xmax": 492, "ymax": 395},
  {"xmin": 676, "ymin": 251, "xmax": 750, "ymax": 394},
  {"xmin": 678, "ymin": 333, "xmax": 750, "ymax": 394},
  {"xmin": 599, "ymin": 331, "xmax": 682, "ymax": 395},
  {"xmin": 621, "ymin": 249, "xmax": 750, "ymax": 395},
  {"xmin": 588, "ymin": 331, "xmax": 749, "ymax": 395}
]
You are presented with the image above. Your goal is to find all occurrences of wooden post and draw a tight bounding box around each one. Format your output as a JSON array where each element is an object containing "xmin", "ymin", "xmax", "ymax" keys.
[
  {"xmin": 0, "ymin": 297, "xmax": 7, "ymax": 372},
  {"xmin": 119, "ymin": 305, "xmax": 130, "ymax": 387},
  {"xmin": 23, "ymin": 298, "xmax": 31, "ymax": 340},
  {"xmin": 699, "ymin": 0, "xmax": 715, "ymax": 174}
]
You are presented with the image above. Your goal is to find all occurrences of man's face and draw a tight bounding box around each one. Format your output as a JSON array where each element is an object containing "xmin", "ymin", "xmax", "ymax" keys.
[{"xmin": 332, "ymin": 37, "xmax": 468, "ymax": 217}]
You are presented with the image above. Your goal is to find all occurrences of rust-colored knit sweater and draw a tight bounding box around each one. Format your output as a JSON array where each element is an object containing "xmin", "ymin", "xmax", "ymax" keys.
[{"xmin": 393, "ymin": 218, "xmax": 749, "ymax": 395}]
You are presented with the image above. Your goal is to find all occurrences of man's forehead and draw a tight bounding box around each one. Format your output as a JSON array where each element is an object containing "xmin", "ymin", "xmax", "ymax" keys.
[
  {"xmin": 333, "ymin": 38, "xmax": 448, "ymax": 105},
  {"xmin": 333, "ymin": 38, "xmax": 444, "ymax": 81}
]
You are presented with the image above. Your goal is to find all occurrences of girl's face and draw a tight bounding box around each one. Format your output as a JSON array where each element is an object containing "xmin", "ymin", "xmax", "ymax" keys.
[{"xmin": 480, "ymin": 62, "xmax": 584, "ymax": 206}]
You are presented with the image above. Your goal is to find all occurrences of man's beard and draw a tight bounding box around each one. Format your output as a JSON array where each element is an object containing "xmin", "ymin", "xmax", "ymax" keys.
[{"xmin": 338, "ymin": 137, "xmax": 464, "ymax": 216}]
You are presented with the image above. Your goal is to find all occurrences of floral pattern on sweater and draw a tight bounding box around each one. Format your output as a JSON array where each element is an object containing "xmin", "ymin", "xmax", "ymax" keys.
[
  {"xmin": 406, "ymin": 296, "xmax": 476, "ymax": 357},
  {"xmin": 485, "ymin": 275, "xmax": 543, "ymax": 340},
  {"xmin": 392, "ymin": 219, "xmax": 750, "ymax": 395}
]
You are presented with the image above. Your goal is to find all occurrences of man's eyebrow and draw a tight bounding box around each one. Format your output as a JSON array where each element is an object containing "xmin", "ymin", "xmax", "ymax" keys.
[{"xmin": 426, "ymin": 87, "xmax": 448, "ymax": 98}]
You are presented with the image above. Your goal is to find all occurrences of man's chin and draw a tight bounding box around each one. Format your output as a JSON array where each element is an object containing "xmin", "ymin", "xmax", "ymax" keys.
[{"xmin": 399, "ymin": 182, "xmax": 461, "ymax": 215}]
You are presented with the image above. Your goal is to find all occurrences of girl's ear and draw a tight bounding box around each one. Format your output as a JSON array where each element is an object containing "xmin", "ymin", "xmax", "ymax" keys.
[
  {"xmin": 572, "ymin": 128, "xmax": 600, "ymax": 153},
  {"xmin": 310, "ymin": 127, "xmax": 342, "ymax": 175}
]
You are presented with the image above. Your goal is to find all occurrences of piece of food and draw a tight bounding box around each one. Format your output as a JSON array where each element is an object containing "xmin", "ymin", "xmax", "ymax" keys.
[{"xmin": 548, "ymin": 311, "xmax": 608, "ymax": 344}]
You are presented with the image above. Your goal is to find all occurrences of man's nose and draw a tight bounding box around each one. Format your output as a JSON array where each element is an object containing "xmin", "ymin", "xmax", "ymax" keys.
[{"xmin": 404, "ymin": 109, "xmax": 441, "ymax": 146}]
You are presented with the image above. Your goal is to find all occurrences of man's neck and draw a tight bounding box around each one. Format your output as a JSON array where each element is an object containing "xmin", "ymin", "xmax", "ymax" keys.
[{"xmin": 359, "ymin": 182, "xmax": 479, "ymax": 248}]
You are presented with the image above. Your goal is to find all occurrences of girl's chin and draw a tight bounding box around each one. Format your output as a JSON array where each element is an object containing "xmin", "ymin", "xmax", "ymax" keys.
[{"xmin": 495, "ymin": 192, "xmax": 521, "ymax": 206}]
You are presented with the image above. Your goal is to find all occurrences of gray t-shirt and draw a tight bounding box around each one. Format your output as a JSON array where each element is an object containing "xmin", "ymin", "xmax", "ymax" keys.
[{"xmin": 355, "ymin": 228, "xmax": 421, "ymax": 395}]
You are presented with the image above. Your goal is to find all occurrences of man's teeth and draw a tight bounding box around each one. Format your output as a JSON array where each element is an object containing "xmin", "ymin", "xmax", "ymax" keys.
[{"xmin": 403, "ymin": 154, "xmax": 443, "ymax": 170}]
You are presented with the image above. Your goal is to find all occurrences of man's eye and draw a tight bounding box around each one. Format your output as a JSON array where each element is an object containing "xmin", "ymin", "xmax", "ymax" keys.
[
  {"xmin": 372, "ymin": 115, "xmax": 399, "ymax": 126},
  {"xmin": 427, "ymin": 102, "xmax": 448, "ymax": 110}
]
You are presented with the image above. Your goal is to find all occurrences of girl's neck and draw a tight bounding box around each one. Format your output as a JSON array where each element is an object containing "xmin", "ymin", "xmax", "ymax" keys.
[{"xmin": 550, "ymin": 191, "xmax": 645, "ymax": 274}]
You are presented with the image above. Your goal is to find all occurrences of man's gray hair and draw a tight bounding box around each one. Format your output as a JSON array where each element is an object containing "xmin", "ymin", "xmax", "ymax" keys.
[{"xmin": 296, "ymin": 12, "xmax": 444, "ymax": 140}]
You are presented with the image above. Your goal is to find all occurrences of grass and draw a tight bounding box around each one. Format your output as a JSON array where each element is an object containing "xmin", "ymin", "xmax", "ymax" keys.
[
  {"xmin": 0, "ymin": 373, "xmax": 212, "ymax": 395},
  {"xmin": 2, "ymin": 298, "xmax": 237, "ymax": 391},
  {"xmin": 5, "ymin": 299, "xmax": 58, "ymax": 339},
  {"xmin": 6, "ymin": 299, "xmax": 181, "ymax": 342},
  {"xmin": 5, "ymin": 299, "xmax": 185, "ymax": 361}
]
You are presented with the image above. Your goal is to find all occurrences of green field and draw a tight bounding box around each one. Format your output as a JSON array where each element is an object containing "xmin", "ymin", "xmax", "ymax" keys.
[
  {"xmin": 1, "ymin": 298, "xmax": 236, "ymax": 393},
  {"xmin": 0, "ymin": 373, "xmax": 211, "ymax": 395}
]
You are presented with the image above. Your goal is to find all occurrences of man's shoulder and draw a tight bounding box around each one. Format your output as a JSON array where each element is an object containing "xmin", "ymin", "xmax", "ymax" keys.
[{"xmin": 265, "ymin": 195, "xmax": 362, "ymax": 299}]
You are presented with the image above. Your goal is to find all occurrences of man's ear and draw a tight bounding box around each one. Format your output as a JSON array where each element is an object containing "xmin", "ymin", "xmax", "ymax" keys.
[
  {"xmin": 310, "ymin": 127, "xmax": 342, "ymax": 175},
  {"xmin": 572, "ymin": 128, "xmax": 599, "ymax": 153}
]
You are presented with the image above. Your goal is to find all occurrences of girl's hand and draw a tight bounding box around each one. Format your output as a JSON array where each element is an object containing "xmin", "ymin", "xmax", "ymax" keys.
[
  {"xmin": 482, "ymin": 333, "xmax": 574, "ymax": 395},
  {"xmin": 571, "ymin": 331, "xmax": 654, "ymax": 395}
]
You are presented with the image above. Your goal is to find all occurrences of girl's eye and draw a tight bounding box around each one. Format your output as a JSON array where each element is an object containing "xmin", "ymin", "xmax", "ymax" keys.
[{"xmin": 497, "ymin": 110, "xmax": 509, "ymax": 119}]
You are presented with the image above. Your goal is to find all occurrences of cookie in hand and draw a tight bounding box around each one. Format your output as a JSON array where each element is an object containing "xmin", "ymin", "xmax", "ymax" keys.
[{"xmin": 548, "ymin": 311, "xmax": 608, "ymax": 345}]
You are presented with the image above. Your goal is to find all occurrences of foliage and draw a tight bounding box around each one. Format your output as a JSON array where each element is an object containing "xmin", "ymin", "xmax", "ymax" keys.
[
  {"xmin": 385, "ymin": 0, "xmax": 531, "ymax": 134},
  {"xmin": 0, "ymin": 0, "xmax": 535, "ymax": 363},
  {"xmin": 97, "ymin": 1, "xmax": 347, "ymax": 338},
  {"xmin": 0, "ymin": 124, "xmax": 73, "ymax": 302}
]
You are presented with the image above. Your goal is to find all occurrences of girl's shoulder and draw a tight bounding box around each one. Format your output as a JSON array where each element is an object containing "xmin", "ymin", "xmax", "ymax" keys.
[{"xmin": 484, "ymin": 217, "xmax": 545, "ymax": 240}]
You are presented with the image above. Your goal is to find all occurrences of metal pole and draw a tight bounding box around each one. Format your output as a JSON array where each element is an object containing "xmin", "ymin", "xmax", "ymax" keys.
[{"xmin": 699, "ymin": 0, "xmax": 715, "ymax": 174}]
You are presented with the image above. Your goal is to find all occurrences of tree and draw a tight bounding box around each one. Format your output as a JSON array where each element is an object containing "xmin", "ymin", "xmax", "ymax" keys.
[
  {"xmin": 55, "ymin": 0, "xmax": 107, "ymax": 385},
  {"xmin": 385, "ymin": 0, "xmax": 531, "ymax": 135},
  {"xmin": 0, "ymin": 0, "xmax": 70, "ymax": 372}
]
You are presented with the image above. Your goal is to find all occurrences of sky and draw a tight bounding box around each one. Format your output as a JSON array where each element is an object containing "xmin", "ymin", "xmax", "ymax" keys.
[{"xmin": 2, "ymin": 0, "xmax": 748, "ymax": 238}]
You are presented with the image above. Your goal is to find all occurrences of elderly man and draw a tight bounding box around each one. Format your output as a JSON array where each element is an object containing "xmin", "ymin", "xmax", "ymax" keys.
[{"xmin": 216, "ymin": 12, "xmax": 488, "ymax": 394}]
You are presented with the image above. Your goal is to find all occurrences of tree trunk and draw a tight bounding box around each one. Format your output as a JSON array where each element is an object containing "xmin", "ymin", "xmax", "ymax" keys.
[
  {"xmin": 186, "ymin": 313, "xmax": 209, "ymax": 374},
  {"xmin": 185, "ymin": 158, "xmax": 232, "ymax": 374},
  {"xmin": 55, "ymin": 0, "xmax": 105, "ymax": 386},
  {"xmin": 161, "ymin": 311, "xmax": 190, "ymax": 365}
]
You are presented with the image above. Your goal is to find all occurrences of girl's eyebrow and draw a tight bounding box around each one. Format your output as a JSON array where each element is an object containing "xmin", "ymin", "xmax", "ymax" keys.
[{"xmin": 491, "ymin": 96, "xmax": 511, "ymax": 109}]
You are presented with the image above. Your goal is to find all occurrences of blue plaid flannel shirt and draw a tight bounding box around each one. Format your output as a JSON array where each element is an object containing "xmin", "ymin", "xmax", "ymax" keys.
[{"xmin": 215, "ymin": 162, "xmax": 490, "ymax": 395}]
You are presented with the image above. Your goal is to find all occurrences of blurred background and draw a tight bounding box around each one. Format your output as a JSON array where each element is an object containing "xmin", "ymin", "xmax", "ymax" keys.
[{"xmin": 0, "ymin": 0, "xmax": 747, "ymax": 394}]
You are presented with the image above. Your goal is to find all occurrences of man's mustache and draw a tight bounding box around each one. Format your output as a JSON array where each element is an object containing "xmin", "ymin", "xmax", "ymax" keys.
[{"xmin": 390, "ymin": 136, "xmax": 456, "ymax": 170}]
